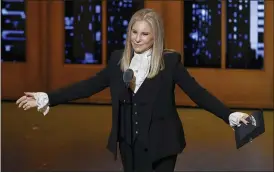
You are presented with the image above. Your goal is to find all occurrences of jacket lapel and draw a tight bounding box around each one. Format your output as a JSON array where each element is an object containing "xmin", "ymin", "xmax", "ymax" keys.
[{"xmin": 136, "ymin": 72, "xmax": 163, "ymax": 105}]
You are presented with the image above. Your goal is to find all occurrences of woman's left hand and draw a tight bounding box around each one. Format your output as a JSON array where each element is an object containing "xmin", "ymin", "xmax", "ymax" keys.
[{"xmin": 229, "ymin": 112, "xmax": 251, "ymax": 127}]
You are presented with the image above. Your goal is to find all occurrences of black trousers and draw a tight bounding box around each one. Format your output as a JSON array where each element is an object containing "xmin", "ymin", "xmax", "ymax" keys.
[{"xmin": 119, "ymin": 138, "xmax": 177, "ymax": 172}]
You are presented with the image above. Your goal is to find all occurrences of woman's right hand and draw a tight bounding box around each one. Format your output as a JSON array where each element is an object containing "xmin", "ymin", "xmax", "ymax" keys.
[{"xmin": 16, "ymin": 92, "xmax": 37, "ymax": 110}]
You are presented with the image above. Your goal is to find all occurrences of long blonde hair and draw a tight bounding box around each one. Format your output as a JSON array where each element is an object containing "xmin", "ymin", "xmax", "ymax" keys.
[{"xmin": 120, "ymin": 8, "xmax": 165, "ymax": 78}]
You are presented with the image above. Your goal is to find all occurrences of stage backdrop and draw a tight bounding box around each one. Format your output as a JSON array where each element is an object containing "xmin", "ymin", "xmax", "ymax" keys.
[{"xmin": 2, "ymin": 0, "xmax": 273, "ymax": 109}]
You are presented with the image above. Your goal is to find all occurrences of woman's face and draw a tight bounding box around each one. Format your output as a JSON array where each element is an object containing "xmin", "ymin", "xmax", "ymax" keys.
[{"xmin": 130, "ymin": 20, "xmax": 154, "ymax": 53}]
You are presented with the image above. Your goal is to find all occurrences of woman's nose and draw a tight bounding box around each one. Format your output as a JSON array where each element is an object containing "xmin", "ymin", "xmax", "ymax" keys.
[{"xmin": 135, "ymin": 35, "xmax": 141, "ymax": 42}]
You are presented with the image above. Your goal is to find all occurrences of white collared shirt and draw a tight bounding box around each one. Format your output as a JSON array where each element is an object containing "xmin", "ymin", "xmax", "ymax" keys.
[{"xmin": 129, "ymin": 49, "xmax": 152, "ymax": 93}]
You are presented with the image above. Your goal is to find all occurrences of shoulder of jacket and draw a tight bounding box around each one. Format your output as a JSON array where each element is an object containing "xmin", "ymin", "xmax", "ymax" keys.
[
  {"xmin": 111, "ymin": 49, "xmax": 124, "ymax": 57},
  {"xmin": 108, "ymin": 49, "xmax": 124, "ymax": 64},
  {"xmin": 163, "ymin": 49, "xmax": 182, "ymax": 63},
  {"xmin": 163, "ymin": 49, "xmax": 180, "ymax": 55}
]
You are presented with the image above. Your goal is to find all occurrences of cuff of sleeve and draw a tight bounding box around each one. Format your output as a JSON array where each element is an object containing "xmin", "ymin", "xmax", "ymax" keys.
[{"xmin": 34, "ymin": 92, "xmax": 50, "ymax": 116}]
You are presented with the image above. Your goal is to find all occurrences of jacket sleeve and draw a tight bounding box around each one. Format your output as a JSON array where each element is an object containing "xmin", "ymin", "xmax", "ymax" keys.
[
  {"xmin": 47, "ymin": 51, "xmax": 119, "ymax": 107},
  {"xmin": 172, "ymin": 53, "xmax": 233, "ymax": 124}
]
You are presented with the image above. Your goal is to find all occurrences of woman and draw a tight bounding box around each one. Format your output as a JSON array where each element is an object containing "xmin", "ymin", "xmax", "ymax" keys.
[{"xmin": 16, "ymin": 8, "xmax": 250, "ymax": 172}]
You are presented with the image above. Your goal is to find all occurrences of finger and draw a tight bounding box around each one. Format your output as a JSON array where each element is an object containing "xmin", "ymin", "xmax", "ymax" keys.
[
  {"xmin": 19, "ymin": 99, "xmax": 28, "ymax": 108},
  {"xmin": 22, "ymin": 102, "xmax": 29, "ymax": 109},
  {"xmin": 22, "ymin": 101, "xmax": 33, "ymax": 109},
  {"xmin": 16, "ymin": 96, "xmax": 27, "ymax": 104},
  {"xmin": 24, "ymin": 105, "xmax": 31, "ymax": 110},
  {"xmin": 24, "ymin": 92, "xmax": 35, "ymax": 97},
  {"xmin": 20, "ymin": 97, "xmax": 34, "ymax": 108},
  {"xmin": 240, "ymin": 118, "xmax": 249, "ymax": 125}
]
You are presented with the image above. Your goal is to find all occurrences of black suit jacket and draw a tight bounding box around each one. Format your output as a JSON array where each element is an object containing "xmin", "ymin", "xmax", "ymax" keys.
[{"xmin": 47, "ymin": 49, "xmax": 233, "ymax": 162}]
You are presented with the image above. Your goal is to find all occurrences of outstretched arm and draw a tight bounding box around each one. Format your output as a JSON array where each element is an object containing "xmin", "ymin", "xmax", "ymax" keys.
[
  {"xmin": 16, "ymin": 50, "xmax": 120, "ymax": 115},
  {"xmin": 16, "ymin": 67, "xmax": 110, "ymax": 115},
  {"xmin": 172, "ymin": 53, "xmax": 249, "ymax": 126},
  {"xmin": 47, "ymin": 66, "xmax": 111, "ymax": 107}
]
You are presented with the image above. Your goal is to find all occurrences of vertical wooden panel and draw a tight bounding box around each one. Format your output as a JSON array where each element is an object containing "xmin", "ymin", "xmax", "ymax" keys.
[
  {"xmin": 102, "ymin": 0, "xmax": 107, "ymax": 65},
  {"xmin": 264, "ymin": 0, "xmax": 274, "ymax": 76},
  {"xmin": 145, "ymin": 1, "xmax": 164, "ymax": 17},
  {"xmin": 162, "ymin": 1, "xmax": 182, "ymax": 53},
  {"xmin": 25, "ymin": 1, "xmax": 42, "ymax": 91},
  {"xmin": 40, "ymin": 0, "xmax": 50, "ymax": 91},
  {"xmin": 221, "ymin": 0, "xmax": 226, "ymax": 69}
]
